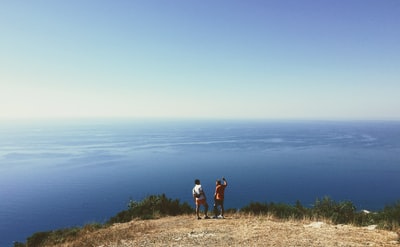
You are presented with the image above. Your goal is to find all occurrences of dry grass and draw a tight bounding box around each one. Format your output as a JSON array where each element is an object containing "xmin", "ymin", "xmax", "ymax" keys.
[{"xmin": 46, "ymin": 214, "xmax": 399, "ymax": 247}]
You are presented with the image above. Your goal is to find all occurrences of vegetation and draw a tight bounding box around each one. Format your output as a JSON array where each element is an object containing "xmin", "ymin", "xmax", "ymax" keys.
[
  {"xmin": 15, "ymin": 195, "xmax": 400, "ymax": 247},
  {"xmin": 107, "ymin": 193, "xmax": 193, "ymax": 223},
  {"xmin": 18, "ymin": 224, "xmax": 102, "ymax": 247},
  {"xmin": 241, "ymin": 196, "xmax": 400, "ymax": 230}
]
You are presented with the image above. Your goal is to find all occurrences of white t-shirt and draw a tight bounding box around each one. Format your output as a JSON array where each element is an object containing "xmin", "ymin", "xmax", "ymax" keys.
[{"xmin": 192, "ymin": 184, "xmax": 205, "ymax": 200}]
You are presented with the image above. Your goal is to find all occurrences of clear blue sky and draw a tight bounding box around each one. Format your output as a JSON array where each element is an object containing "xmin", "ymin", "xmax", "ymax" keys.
[{"xmin": 1, "ymin": 1, "xmax": 399, "ymax": 120}]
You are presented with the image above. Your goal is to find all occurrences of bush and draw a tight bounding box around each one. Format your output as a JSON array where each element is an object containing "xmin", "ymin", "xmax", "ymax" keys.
[
  {"xmin": 312, "ymin": 196, "xmax": 356, "ymax": 224},
  {"xmin": 241, "ymin": 197, "xmax": 359, "ymax": 224},
  {"xmin": 354, "ymin": 210, "xmax": 378, "ymax": 226},
  {"xmin": 26, "ymin": 231, "xmax": 51, "ymax": 247},
  {"xmin": 375, "ymin": 201, "xmax": 400, "ymax": 230},
  {"xmin": 240, "ymin": 200, "xmax": 307, "ymax": 220},
  {"xmin": 241, "ymin": 202, "xmax": 269, "ymax": 215},
  {"xmin": 107, "ymin": 194, "xmax": 193, "ymax": 224},
  {"xmin": 25, "ymin": 227, "xmax": 82, "ymax": 247},
  {"xmin": 270, "ymin": 201, "xmax": 306, "ymax": 220}
]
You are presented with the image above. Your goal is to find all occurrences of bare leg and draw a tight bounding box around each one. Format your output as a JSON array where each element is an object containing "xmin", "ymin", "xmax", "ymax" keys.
[{"xmin": 196, "ymin": 204, "xmax": 200, "ymax": 219}]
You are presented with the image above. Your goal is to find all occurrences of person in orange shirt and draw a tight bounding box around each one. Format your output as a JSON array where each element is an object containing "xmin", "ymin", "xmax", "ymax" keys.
[{"xmin": 213, "ymin": 177, "xmax": 228, "ymax": 219}]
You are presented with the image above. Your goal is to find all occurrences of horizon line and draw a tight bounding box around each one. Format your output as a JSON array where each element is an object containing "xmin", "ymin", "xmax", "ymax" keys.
[{"xmin": 1, "ymin": 116, "xmax": 400, "ymax": 123}]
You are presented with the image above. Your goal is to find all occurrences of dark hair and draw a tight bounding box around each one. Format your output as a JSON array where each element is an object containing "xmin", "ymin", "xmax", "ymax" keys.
[
  {"xmin": 216, "ymin": 179, "xmax": 221, "ymax": 185},
  {"xmin": 195, "ymin": 179, "xmax": 200, "ymax": 185}
]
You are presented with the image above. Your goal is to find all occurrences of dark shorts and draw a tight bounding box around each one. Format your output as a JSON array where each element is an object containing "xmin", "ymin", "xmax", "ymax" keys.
[{"xmin": 214, "ymin": 199, "xmax": 224, "ymax": 206}]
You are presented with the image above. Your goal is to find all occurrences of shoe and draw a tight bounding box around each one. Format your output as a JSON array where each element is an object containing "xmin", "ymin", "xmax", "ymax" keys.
[
  {"xmin": 197, "ymin": 217, "xmax": 202, "ymax": 220},
  {"xmin": 217, "ymin": 215, "xmax": 224, "ymax": 219},
  {"xmin": 204, "ymin": 216, "xmax": 210, "ymax": 219},
  {"xmin": 212, "ymin": 215, "xmax": 218, "ymax": 219}
]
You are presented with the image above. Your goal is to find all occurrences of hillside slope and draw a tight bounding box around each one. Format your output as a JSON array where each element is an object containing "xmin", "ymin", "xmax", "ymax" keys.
[{"xmin": 48, "ymin": 215, "xmax": 398, "ymax": 247}]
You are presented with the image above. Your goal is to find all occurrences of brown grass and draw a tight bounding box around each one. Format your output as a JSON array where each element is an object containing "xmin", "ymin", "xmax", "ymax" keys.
[{"xmin": 45, "ymin": 214, "xmax": 399, "ymax": 247}]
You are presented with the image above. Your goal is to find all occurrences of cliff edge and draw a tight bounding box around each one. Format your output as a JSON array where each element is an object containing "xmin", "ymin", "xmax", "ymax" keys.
[{"xmin": 46, "ymin": 214, "xmax": 399, "ymax": 247}]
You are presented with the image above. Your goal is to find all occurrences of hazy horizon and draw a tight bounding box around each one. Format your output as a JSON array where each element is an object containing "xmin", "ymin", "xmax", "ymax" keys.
[
  {"xmin": 1, "ymin": 116, "xmax": 400, "ymax": 124},
  {"xmin": 1, "ymin": 1, "xmax": 399, "ymax": 120}
]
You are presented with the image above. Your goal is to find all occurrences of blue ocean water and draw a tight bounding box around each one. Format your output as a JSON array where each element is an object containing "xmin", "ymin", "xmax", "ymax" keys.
[{"xmin": 1, "ymin": 119, "xmax": 400, "ymax": 246}]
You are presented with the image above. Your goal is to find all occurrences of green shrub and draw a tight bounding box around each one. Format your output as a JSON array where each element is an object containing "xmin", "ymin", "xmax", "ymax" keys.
[
  {"xmin": 312, "ymin": 196, "xmax": 356, "ymax": 224},
  {"xmin": 375, "ymin": 201, "xmax": 400, "ymax": 230},
  {"xmin": 240, "ymin": 201, "xmax": 307, "ymax": 220},
  {"xmin": 13, "ymin": 242, "xmax": 26, "ymax": 247},
  {"xmin": 241, "ymin": 197, "xmax": 359, "ymax": 223},
  {"xmin": 269, "ymin": 201, "xmax": 307, "ymax": 220},
  {"xmin": 26, "ymin": 231, "xmax": 51, "ymax": 247},
  {"xmin": 25, "ymin": 227, "xmax": 82, "ymax": 247},
  {"xmin": 107, "ymin": 194, "xmax": 193, "ymax": 224},
  {"xmin": 241, "ymin": 202, "xmax": 269, "ymax": 215}
]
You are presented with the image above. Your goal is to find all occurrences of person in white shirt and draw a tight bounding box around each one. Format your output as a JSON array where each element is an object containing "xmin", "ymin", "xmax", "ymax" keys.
[{"xmin": 192, "ymin": 179, "xmax": 210, "ymax": 219}]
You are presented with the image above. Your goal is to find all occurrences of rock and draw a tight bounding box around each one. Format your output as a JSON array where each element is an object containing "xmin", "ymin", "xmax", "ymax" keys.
[{"xmin": 304, "ymin": 222, "xmax": 325, "ymax": 228}]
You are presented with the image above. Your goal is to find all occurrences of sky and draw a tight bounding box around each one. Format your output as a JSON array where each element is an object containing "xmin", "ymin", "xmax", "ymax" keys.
[{"xmin": 1, "ymin": 0, "xmax": 399, "ymax": 120}]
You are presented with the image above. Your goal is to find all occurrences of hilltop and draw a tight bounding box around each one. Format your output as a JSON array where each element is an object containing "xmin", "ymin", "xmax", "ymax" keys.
[{"xmin": 39, "ymin": 214, "xmax": 399, "ymax": 247}]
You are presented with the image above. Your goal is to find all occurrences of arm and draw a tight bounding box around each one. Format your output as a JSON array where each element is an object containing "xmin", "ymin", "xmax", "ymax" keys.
[{"xmin": 222, "ymin": 177, "xmax": 228, "ymax": 186}]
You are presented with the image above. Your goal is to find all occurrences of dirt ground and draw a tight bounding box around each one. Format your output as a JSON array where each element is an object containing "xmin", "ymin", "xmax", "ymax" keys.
[{"xmin": 52, "ymin": 214, "xmax": 399, "ymax": 247}]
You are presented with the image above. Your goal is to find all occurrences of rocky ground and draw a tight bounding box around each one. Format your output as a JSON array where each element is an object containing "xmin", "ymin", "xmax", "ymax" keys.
[{"xmin": 50, "ymin": 214, "xmax": 399, "ymax": 247}]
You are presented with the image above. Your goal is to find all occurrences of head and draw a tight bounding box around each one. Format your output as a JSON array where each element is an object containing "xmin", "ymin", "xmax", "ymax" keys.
[
  {"xmin": 194, "ymin": 179, "xmax": 200, "ymax": 185},
  {"xmin": 216, "ymin": 179, "xmax": 221, "ymax": 185}
]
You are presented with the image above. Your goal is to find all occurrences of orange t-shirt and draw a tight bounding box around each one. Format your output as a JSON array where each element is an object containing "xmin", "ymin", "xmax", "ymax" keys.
[{"xmin": 215, "ymin": 184, "xmax": 227, "ymax": 200}]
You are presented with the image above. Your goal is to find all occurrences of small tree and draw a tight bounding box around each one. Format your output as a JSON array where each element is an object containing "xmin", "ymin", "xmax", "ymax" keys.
[{"xmin": 312, "ymin": 196, "xmax": 356, "ymax": 224}]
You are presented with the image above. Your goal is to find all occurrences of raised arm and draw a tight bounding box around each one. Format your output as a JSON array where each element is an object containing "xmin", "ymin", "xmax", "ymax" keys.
[{"xmin": 222, "ymin": 177, "xmax": 228, "ymax": 186}]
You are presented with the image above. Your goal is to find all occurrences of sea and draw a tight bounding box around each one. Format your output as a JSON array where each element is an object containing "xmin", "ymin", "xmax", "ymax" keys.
[{"xmin": 1, "ymin": 119, "xmax": 400, "ymax": 246}]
